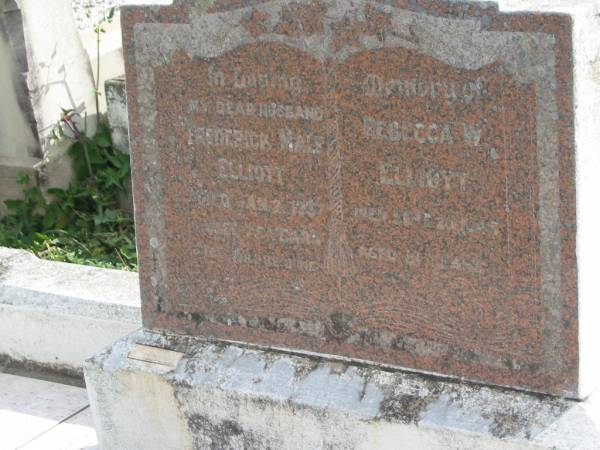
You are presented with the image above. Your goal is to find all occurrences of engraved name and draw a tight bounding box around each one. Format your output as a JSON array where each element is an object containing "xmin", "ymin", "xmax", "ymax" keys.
[
  {"xmin": 217, "ymin": 158, "xmax": 284, "ymax": 186},
  {"xmin": 378, "ymin": 163, "xmax": 468, "ymax": 192},
  {"xmin": 279, "ymin": 128, "xmax": 324, "ymax": 154},
  {"xmin": 191, "ymin": 127, "xmax": 271, "ymax": 150},
  {"xmin": 189, "ymin": 124, "xmax": 324, "ymax": 155},
  {"xmin": 363, "ymin": 116, "xmax": 454, "ymax": 145}
]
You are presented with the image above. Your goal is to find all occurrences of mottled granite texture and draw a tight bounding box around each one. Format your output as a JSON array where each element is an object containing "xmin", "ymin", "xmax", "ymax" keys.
[{"xmin": 121, "ymin": 0, "xmax": 590, "ymax": 397}]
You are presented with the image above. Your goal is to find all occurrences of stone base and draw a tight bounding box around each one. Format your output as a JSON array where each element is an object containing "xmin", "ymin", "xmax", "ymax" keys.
[{"xmin": 85, "ymin": 329, "xmax": 600, "ymax": 450}]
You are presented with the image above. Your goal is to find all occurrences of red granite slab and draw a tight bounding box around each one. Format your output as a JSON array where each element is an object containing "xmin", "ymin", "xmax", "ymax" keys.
[{"xmin": 122, "ymin": 0, "xmax": 578, "ymax": 396}]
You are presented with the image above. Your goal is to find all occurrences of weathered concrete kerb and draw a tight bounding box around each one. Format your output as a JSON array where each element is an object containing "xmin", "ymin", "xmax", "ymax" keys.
[
  {"xmin": 0, "ymin": 247, "xmax": 141, "ymax": 375},
  {"xmin": 85, "ymin": 329, "xmax": 600, "ymax": 450}
]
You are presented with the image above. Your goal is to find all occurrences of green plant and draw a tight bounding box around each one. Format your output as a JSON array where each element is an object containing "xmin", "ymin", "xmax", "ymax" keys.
[
  {"xmin": 0, "ymin": 115, "xmax": 137, "ymax": 271},
  {"xmin": 88, "ymin": 6, "xmax": 115, "ymax": 126}
]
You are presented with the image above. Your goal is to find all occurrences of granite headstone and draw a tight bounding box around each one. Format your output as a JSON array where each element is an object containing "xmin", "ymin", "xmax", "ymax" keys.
[{"xmin": 122, "ymin": 0, "xmax": 585, "ymax": 397}]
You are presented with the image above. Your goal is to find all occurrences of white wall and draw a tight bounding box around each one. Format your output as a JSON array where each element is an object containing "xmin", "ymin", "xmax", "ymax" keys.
[{"xmin": 0, "ymin": 33, "xmax": 36, "ymax": 160}]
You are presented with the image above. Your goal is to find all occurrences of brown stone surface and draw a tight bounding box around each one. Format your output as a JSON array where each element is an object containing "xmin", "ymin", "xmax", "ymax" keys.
[{"xmin": 122, "ymin": 0, "xmax": 578, "ymax": 396}]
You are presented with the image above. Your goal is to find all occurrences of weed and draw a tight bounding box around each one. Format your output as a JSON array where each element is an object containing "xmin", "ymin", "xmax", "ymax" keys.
[
  {"xmin": 0, "ymin": 5, "xmax": 135, "ymax": 271},
  {"xmin": 0, "ymin": 118, "xmax": 137, "ymax": 271}
]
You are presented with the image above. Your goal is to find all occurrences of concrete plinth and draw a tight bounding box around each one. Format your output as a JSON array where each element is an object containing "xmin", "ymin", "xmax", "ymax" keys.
[{"xmin": 84, "ymin": 330, "xmax": 600, "ymax": 450}]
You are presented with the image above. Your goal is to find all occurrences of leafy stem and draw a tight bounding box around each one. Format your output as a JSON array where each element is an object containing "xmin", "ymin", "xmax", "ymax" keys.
[{"xmin": 91, "ymin": 6, "xmax": 115, "ymax": 128}]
